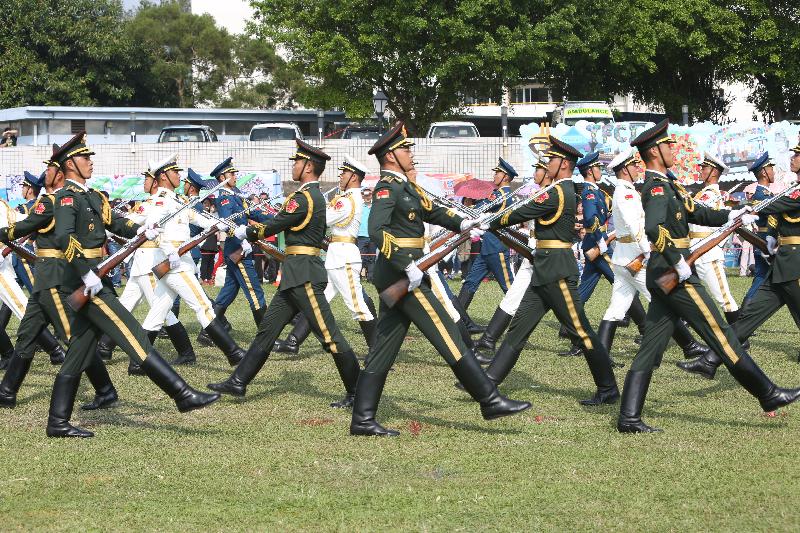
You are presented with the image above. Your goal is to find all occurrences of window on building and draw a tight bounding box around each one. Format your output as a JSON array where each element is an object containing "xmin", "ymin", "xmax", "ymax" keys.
[{"xmin": 70, "ymin": 120, "xmax": 86, "ymax": 134}]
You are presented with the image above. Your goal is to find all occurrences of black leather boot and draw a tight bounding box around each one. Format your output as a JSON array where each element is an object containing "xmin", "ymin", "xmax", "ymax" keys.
[
  {"xmin": 453, "ymin": 351, "xmax": 532, "ymax": 420},
  {"xmin": 480, "ymin": 341, "xmax": 522, "ymax": 387},
  {"xmin": 617, "ymin": 370, "xmax": 661, "ymax": 433},
  {"xmin": 725, "ymin": 353, "xmax": 800, "ymax": 412},
  {"xmin": 330, "ymin": 350, "xmax": 361, "ymax": 408},
  {"xmin": 129, "ymin": 330, "xmax": 158, "ymax": 376},
  {"xmin": 578, "ymin": 342, "xmax": 620, "ymax": 406},
  {"xmin": 618, "ymin": 314, "xmax": 631, "ymax": 328},
  {"xmin": 37, "ymin": 329, "xmax": 65, "ymax": 365},
  {"xmin": 140, "ymin": 349, "xmax": 220, "ymax": 412},
  {"xmin": 456, "ymin": 319, "xmax": 488, "ymax": 364},
  {"xmin": 474, "ymin": 308, "xmax": 512, "ymax": 357},
  {"xmin": 274, "ymin": 315, "xmax": 311, "ymax": 354},
  {"xmin": 214, "ymin": 304, "xmax": 232, "ymax": 332},
  {"xmin": 81, "ymin": 356, "xmax": 118, "ymax": 410},
  {"xmin": 627, "ymin": 297, "xmax": 647, "ymax": 339},
  {"xmin": 0, "ymin": 353, "xmax": 33, "ymax": 408},
  {"xmin": 46, "ymin": 373, "xmax": 93, "ymax": 438},
  {"xmin": 204, "ymin": 319, "xmax": 246, "ymax": 366},
  {"xmin": 558, "ymin": 323, "xmax": 570, "ymax": 339},
  {"xmin": 724, "ymin": 310, "xmax": 739, "ymax": 324},
  {"xmin": 558, "ymin": 343, "xmax": 583, "ymax": 357},
  {"xmin": 350, "ymin": 370, "xmax": 399, "ymax": 436},
  {"xmin": 252, "ymin": 307, "xmax": 267, "ymax": 327},
  {"xmin": 673, "ymin": 320, "xmax": 710, "ymax": 359},
  {"xmin": 96, "ymin": 334, "xmax": 116, "ymax": 361},
  {"xmin": 676, "ymin": 349, "xmax": 722, "ymax": 380},
  {"xmin": 455, "ymin": 286, "xmax": 485, "ymax": 334},
  {"xmin": 597, "ymin": 320, "xmax": 624, "ymax": 369},
  {"xmin": 208, "ymin": 343, "xmax": 271, "ymax": 397},
  {"xmin": 0, "ymin": 329, "xmax": 14, "ymax": 370},
  {"xmin": 358, "ymin": 319, "xmax": 377, "ymax": 349},
  {"xmin": 165, "ymin": 323, "xmax": 197, "ymax": 365}
]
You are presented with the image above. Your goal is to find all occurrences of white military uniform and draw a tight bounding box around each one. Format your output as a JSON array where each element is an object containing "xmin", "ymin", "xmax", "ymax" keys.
[
  {"xmin": 142, "ymin": 187, "xmax": 218, "ymax": 331},
  {"xmin": 602, "ymin": 176, "xmax": 651, "ymax": 321},
  {"xmin": 323, "ymin": 188, "xmax": 374, "ymax": 321},
  {"xmin": 424, "ymin": 222, "xmax": 460, "ymax": 323},
  {"xmin": 499, "ymin": 223, "xmax": 535, "ymax": 316},
  {"xmin": 117, "ymin": 192, "xmax": 180, "ymax": 327},
  {"xmin": 690, "ymin": 183, "xmax": 738, "ymax": 312},
  {"xmin": 0, "ymin": 200, "xmax": 31, "ymax": 318}
]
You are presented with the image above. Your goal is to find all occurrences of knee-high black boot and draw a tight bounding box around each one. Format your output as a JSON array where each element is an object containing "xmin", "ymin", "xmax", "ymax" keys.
[
  {"xmin": 36, "ymin": 329, "xmax": 65, "ymax": 365},
  {"xmin": 474, "ymin": 308, "xmax": 513, "ymax": 355},
  {"xmin": 724, "ymin": 353, "xmax": 800, "ymax": 412},
  {"xmin": 672, "ymin": 320, "xmax": 710, "ymax": 359},
  {"xmin": 597, "ymin": 320, "xmax": 624, "ymax": 368},
  {"xmin": 350, "ymin": 370, "xmax": 399, "ymax": 436},
  {"xmin": 452, "ymin": 350, "xmax": 531, "ymax": 420},
  {"xmin": 455, "ymin": 286, "xmax": 485, "ymax": 334},
  {"xmin": 724, "ymin": 310, "xmax": 740, "ymax": 324},
  {"xmin": 617, "ymin": 370, "xmax": 661, "ymax": 433},
  {"xmin": 96, "ymin": 334, "xmax": 116, "ymax": 361},
  {"xmin": 0, "ymin": 353, "xmax": 33, "ymax": 408},
  {"xmin": 165, "ymin": 323, "xmax": 196, "ymax": 365},
  {"xmin": 274, "ymin": 314, "xmax": 311, "ymax": 354},
  {"xmin": 204, "ymin": 319, "xmax": 246, "ymax": 366},
  {"xmin": 207, "ymin": 342, "xmax": 271, "ymax": 397},
  {"xmin": 140, "ymin": 349, "xmax": 220, "ymax": 412},
  {"xmin": 252, "ymin": 307, "xmax": 267, "ymax": 328},
  {"xmin": 627, "ymin": 297, "xmax": 647, "ymax": 340},
  {"xmin": 358, "ymin": 320, "xmax": 377, "ymax": 350},
  {"xmin": 0, "ymin": 317, "xmax": 13, "ymax": 370},
  {"xmin": 199, "ymin": 304, "xmax": 232, "ymax": 345},
  {"xmin": 129, "ymin": 330, "xmax": 158, "ymax": 376},
  {"xmin": 578, "ymin": 342, "xmax": 620, "ymax": 406},
  {"xmin": 330, "ymin": 350, "xmax": 361, "ymax": 408},
  {"xmin": 46, "ymin": 374, "xmax": 93, "ymax": 438},
  {"xmin": 484, "ymin": 341, "xmax": 522, "ymax": 386},
  {"xmin": 81, "ymin": 355, "xmax": 118, "ymax": 410}
]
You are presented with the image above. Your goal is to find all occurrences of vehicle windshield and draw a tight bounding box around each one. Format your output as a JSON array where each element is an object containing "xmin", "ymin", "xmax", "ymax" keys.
[
  {"xmin": 250, "ymin": 128, "xmax": 297, "ymax": 141},
  {"xmin": 345, "ymin": 130, "xmax": 381, "ymax": 140},
  {"xmin": 429, "ymin": 125, "xmax": 478, "ymax": 138},
  {"xmin": 159, "ymin": 129, "xmax": 206, "ymax": 142}
]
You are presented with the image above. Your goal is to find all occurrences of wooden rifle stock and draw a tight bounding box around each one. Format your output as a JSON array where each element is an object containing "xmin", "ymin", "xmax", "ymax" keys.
[
  {"xmin": 655, "ymin": 220, "xmax": 742, "ymax": 295},
  {"xmin": 68, "ymin": 233, "xmax": 149, "ymax": 311},
  {"xmin": 255, "ymin": 240, "xmax": 286, "ymax": 262},
  {"xmin": 2, "ymin": 237, "xmax": 37, "ymax": 263},
  {"xmin": 625, "ymin": 254, "xmax": 646, "ymax": 275},
  {"xmin": 494, "ymin": 231, "xmax": 535, "ymax": 262},
  {"xmin": 152, "ymin": 228, "xmax": 218, "ymax": 279},
  {"xmin": 380, "ymin": 230, "xmax": 472, "ymax": 308},
  {"xmin": 735, "ymin": 227, "xmax": 768, "ymax": 255},
  {"xmin": 585, "ymin": 233, "xmax": 617, "ymax": 262}
]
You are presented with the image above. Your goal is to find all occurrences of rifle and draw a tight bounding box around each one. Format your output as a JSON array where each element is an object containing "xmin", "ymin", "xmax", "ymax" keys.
[
  {"xmin": 380, "ymin": 179, "xmax": 567, "ymax": 307},
  {"xmin": 67, "ymin": 181, "xmax": 226, "ymax": 311},
  {"xmin": 151, "ymin": 198, "xmax": 269, "ymax": 278},
  {"xmin": 1, "ymin": 235, "xmax": 37, "ymax": 263},
  {"xmin": 584, "ymin": 231, "xmax": 616, "ymax": 262},
  {"xmin": 694, "ymin": 194, "xmax": 769, "ymax": 256},
  {"xmin": 625, "ymin": 253, "xmax": 647, "ymax": 275},
  {"xmin": 655, "ymin": 181, "xmax": 800, "ymax": 295},
  {"xmin": 253, "ymin": 240, "xmax": 286, "ymax": 263},
  {"xmin": 198, "ymin": 200, "xmax": 274, "ymax": 265}
]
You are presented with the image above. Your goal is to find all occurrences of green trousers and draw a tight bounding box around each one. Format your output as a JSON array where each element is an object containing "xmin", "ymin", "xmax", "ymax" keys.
[
  {"xmin": 58, "ymin": 287, "xmax": 152, "ymax": 376},
  {"xmin": 16, "ymin": 288, "xmax": 73, "ymax": 359},
  {"xmin": 735, "ymin": 277, "xmax": 800, "ymax": 341},
  {"xmin": 366, "ymin": 281, "xmax": 467, "ymax": 374},
  {"xmin": 631, "ymin": 281, "xmax": 747, "ymax": 371}
]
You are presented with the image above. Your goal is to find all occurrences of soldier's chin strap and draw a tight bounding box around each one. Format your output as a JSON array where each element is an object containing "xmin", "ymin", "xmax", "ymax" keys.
[
  {"xmin": 390, "ymin": 149, "xmax": 411, "ymax": 177},
  {"xmin": 656, "ymin": 143, "xmax": 670, "ymax": 175},
  {"xmin": 68, "ymin": 156, "xmax": 89, "ymax": 182}
]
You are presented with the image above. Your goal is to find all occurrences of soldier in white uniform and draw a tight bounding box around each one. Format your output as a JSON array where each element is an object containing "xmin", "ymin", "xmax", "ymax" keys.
[
  {"xmin": 95, "ymin": 157, "xmax": 194, "ymax": 373},
  {"xmin": 140, "ymin": 155, "xmax": 247, "ymax": 366},
  {"xmin": 688, "ymin": 152, "xmax": 739, "ymax": 324},
  {"xmin": 273, "ymin": 156, "xmax": 378, "ymax": 354}
]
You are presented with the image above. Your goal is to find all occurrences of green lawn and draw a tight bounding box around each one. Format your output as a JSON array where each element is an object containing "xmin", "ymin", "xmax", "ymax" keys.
[{"xmin": 2, "ymin": 274, "xmax": 800, "ymax": 531}]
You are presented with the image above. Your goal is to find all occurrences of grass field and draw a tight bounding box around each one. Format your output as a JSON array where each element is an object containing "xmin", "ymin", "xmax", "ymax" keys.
[{"xmin": 2, "ymin": 274, "xmax": 800, "ymax": 531}]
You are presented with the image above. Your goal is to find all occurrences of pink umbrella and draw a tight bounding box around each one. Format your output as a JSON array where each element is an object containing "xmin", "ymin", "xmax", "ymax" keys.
[{"xmin": 453, "ymin": 179, "xmax": 494, "ymax": 200}]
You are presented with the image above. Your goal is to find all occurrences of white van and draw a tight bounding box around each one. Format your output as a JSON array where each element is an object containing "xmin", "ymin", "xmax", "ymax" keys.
[
  {"xmin": 249, "ymin": 123, "xmax": 303, "ymax": 141},
  {"xmin": 426, "ymin": 121, "xmax": 480, "ymax": 139}
]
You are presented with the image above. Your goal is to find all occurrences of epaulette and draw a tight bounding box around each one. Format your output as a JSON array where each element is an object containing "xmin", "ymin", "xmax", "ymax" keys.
[
  {"xmin": 65, "ymin": 185, "xmax": 82, "ymax": 193},
  {"xmin": 379, "ymin": 175, "xmax": 401, "ymax": 183}
]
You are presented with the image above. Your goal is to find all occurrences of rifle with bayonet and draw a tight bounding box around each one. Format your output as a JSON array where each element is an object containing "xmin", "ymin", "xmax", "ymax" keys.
[{"xmin": 201, "ymin": 205, "xmax": 286, "ymax": 265}]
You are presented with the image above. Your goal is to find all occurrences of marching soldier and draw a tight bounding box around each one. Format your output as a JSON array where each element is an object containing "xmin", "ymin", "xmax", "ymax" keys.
[
  {"xmin": 477, "ymin": 136, "xmax": 619, "ymax": 407},
  {"xmin": 678, "ymin": 143, "xmax": 800, "ymax": 378},
  {"xmin": 274, "ymin": 155, "xmax": 379, "ymax": 354},
  {"xmin": 138, "ymin": 155, "xmax": 246, "ymax": 366},
  {"xmin": 47, "ymin": 132, "xmax": 218, "ymax": 438},
  {"xmin": 14, "ymin": 171, "xmax": 41, "ymax": 292},
  {"xmin": 0, "ymin": 152, "xmax": 113, "ymax": 409},
  {"xmin": 617, "ymin": 120, "xmax": 799, "ymax": 433},
  {"xmin": 741, "ymin": 152, "xmax": 776, "ymax": 310},
  {"xmin": 207, "ymin": 157, "xmax": 270, "ymax": 329},
  {"xmin": 350, "ymin": 123, "xmax": 531, "ymax": 437},
  {"xmin": 208, "ymin": 140, "xmax": 363, "ymax": 409},
  {"xmin": 455, "ymin": 158, "xmax": 517, "ymax": 334}
]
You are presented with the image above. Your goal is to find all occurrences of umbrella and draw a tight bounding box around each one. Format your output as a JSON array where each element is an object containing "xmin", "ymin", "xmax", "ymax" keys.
[{"xmin": 453, "ymin": 179, "xmax": 494, "ymax": 200}]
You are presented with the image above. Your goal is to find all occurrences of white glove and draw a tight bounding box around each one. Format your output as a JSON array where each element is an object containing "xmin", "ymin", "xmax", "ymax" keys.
[
  {"xmin": 674, "ymin": 256, "xmax": 692, "ymax": 282},
  {"xmin": 598, "ymin": 238, "xmax": 608, "ymax": 255},
  {"xmin": 767, "ymin": 235, "xmax": 779, "ymax": 255},
  {"xmin": 81, "ymin": 270, "xmax": 103, "ymax": 298},
  {"xmin": 728, "ymin": 205, "xmax": 753, "ymax": 222},
  {"xmin": 469, "ymin": 227, "xmax": 485, "ymax": 239},
  {"xmin": 477, "ymin": 212, "xmax": 491, "ymax": 230},
  {"xmin": 233, "ymin": 225, "xmax": 249, "ymax": 240},
  {"xmin": 741, "ymin": 213, "xmax": 759, "ymax": 225},
  {"xmin": 168, "ymin": 252, "xmax": 181, "ymax": 269},
  {"xmin": 136, "ymin": 223, "xmax": 160, "ymax": 240},
  {"xmin": 240, "ymin": 240, "xmax": 253, "ymax": 256},
  {"xmin": 405, "ymin": 262, "xmax": 424, "ymax": 292},
  {"xmin": 643, "ymin": 251, "xmax": 651, "ymax": 262},
  {"xmin": 460, "ymin": 218, "xmax": 482, "ymax": 232},
  {"xmin": 216, "ymin": 222, "xmax": 229, "ymax": 233}
]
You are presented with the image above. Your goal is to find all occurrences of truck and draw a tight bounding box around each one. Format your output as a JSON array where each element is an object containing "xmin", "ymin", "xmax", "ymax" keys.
[{"xmin": 551, "ymin": 101, "xmax": 615, "ymax": 127}]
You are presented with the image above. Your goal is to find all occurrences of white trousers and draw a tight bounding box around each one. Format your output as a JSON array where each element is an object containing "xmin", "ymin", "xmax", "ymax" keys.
[
  {"xmin": 323, "ymin": 262, "xmax": 374, "ymax": 321},
  {"xmin": 118, "ymin": 273, "xmax": 179, "ymax": 326},
  {"xmin": 143, "ymin": 270, "xmax": 215, "ymax": 331},
  {"xmin": 429, "ymin": 269, "xmax": 460, "ymax": 323},
  {"xmin": 696, "ymin": 259, "xmax": 738, "ymax": 312},
  {"xmin": 499, "ymin": 259, "xmax": 533, "ymax": 315},
  {"xmin": 602, "ymin": 264, "xmax": 650, "ymax": 321},
  {"xmin": 0, "ymin": 269, "xmax": 28, "ymax": 319}
]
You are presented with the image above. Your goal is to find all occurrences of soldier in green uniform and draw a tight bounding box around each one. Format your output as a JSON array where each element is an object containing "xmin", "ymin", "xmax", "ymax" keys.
[
  {"xmin": 477, "ymin": 136, "xmax": 619, "ymax": 407},
  {"xmin": 47, "ymin": 132, "xmax": 219, "ymax": 438},
  {"xmin": 208, "ymin": 140, "xmax": 362, "ymax": 409},
  {"xmin": 0, "ymin": 149, "xmax": 116, "ymax": 410},
  {"xmin": 350, "ymin": 123, "xmax": 531, "ymax": 437},
  {"xmin": 678, "ymin": 142, "xmax": 800, "ymax": 378},
  {"xmin": 617, "ymin": 120, "xmax": 800, "ymax": 433}
]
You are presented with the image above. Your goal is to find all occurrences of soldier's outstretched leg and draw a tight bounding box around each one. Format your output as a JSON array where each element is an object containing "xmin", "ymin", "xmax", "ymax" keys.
[
  {"xmin": 46, "ymin": 373, "xmax": 92, "ymax": 438},
  {"xmin": 164, "ymin": 323, "xmax": 196, "ymax": 365},
  {"xmin": 80, "ymin": 355, "xmax": 118, "ymax": 411},
  {"xmin": 452, "ymin": 349, "xmax": 532, "ymax": 420},
  {"xmin": 140, "ymin": 348, "xmax": 221, "ymax": 412},
  {"xmin": 203, "ymin": 318, "xmax": 246, "ymax": 366},
  {"xmin": 273, "ymin": 313, "xmax": 311, "ymax": 354},
  {"xmin": 474, "ymin": 308, "xmax": 513, "ymax": 357}
]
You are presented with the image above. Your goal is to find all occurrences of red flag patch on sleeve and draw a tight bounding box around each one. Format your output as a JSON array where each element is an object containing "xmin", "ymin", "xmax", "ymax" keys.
[
  {"xmin": 221, "ymin": 199, "xmax": 230, "ymax": 206},
  {"xmin": 285, "ymin": 199, "xmax": 300, "ymax": 213},
  {"xmin": 651, "ymin": 186, "xmax": 664, "ymax": 196},
  {"xmin": 699, "ymin": 193, "xmax": 710, "ymax": 202},
  {"xmin": 534, "ymin": 192, "xmax": 549, "ymax": 203},
  {"xmin": 376, "ymin": 190, "xmax": 390, "ymax": 199},
  {"xmin": 586, "ymin": 193, "xmax": 595, "ymax": 200},
  {"xmin": 790, "ymin": 190, "xmax": 800, "ymax": 200},
  {"xmin": 335, "ymin": 200, "xmax": 344, "ymax": 209},
  {"xmin": 34, "ymin": 202, "xmax": 45, "ymax": 214},
  {"xmin": 625, "ymin": 194, "xmax": 634, "ymax": 200},
  {"xmin": 60, "ymin": 197, "xmax": 73, "ymax": 206},
  {"xmin": 155, "ymin": 201, "xmax": 164, "ymax": 207}
]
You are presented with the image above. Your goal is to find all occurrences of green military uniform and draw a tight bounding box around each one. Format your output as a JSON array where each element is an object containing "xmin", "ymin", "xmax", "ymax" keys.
[
  {"xmin": 617, "ymin": 120, "xmax": 800, "ymax": 433},
  {"xmin": 208, "ymin": 140, "xmax": 361, "ymax": 408},
  {"xmin": 45, "ymin": 132, "xmax": 218, "ymax": 438},
  {"xmin": 482, "ymin": 136, "xmax": 618, "ymax": 406},
  {"xmin": 350, "ymin": 123, "xmax": 530, "ymax": 437}
]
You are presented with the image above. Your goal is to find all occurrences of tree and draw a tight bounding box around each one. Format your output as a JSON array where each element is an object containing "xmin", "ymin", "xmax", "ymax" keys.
[{"xmin": 0, "ymin": 0, "xmax": 153, "ymax": 108}]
